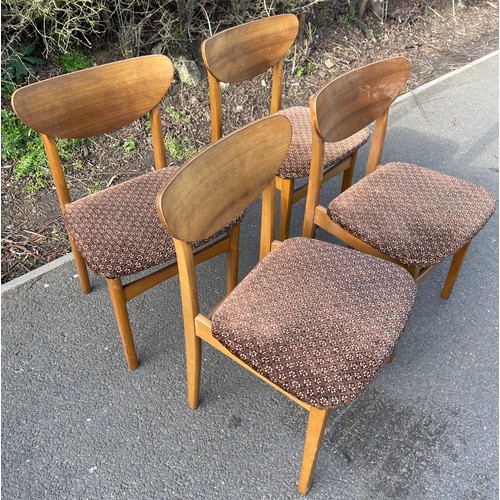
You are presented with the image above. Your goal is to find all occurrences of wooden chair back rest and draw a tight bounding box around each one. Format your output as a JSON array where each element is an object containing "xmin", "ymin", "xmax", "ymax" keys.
[
  {"xmin": 11, "ymin": 55, "xmax": 174, "ymax": 139},
  {"xmin": 157, "ymin": 115, "xmax": 292, "ymax": 243},
  {"xmin": 201, "ymin": 14, "xmax": 299, "ymax": 84},
  {"xmin": 311, "ymin": 57, "xmax": 410, "ymax": 143}
]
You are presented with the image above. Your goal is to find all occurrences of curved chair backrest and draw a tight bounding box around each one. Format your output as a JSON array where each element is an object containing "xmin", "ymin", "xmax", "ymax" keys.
[
  {"xmin": 11, "ymin": 55, "xmax": 174, "ymax": 220},
  {"xmin": 201, "ymin": 14, "xmax": 299, "ymax": 84},
  {"xmin": 311, "ymin": 57, "xmax": 410, "ymax": 143},
  {"xmin": 11, "ymin": 55, "xmax": 174, "ymax": 139},
  {"xmin": 157, "ymin": 115, "xmax": 292, "ymax": 243},
  {"xmin": 310, "ymin": 56, "xmax": 410, "ymax": 176},
  {"xmin": 202, "ymin": 14, "xmax": 299, "ymax": 142}
]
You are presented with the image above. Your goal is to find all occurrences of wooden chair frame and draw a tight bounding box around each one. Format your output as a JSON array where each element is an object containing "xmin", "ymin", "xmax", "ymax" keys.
[
  {"xmin": 201, "ymin": 13, "xmax": 358, "ymax": 241},
  {"xmin": 302, "ymin": 56, "xmax": 470, "ymax": 298},
  {"xmin": 156, "ymin": 115, "xmax": 330, "ymax": 495},
  {"xmin": 11, "ymin": 55, "xmax": 240, "ymax": 370}
]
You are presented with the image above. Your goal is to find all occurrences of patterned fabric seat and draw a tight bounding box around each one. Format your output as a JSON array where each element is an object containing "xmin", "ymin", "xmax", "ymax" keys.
[
  {"xmin": 276, "ymin": 106, "xmax": 370, "ymax": 179},
  {"xmin": 327, "ymin": 162, "xmax": 497, "ymax": 269},
  {"xmin": 65, "ymin": 167, "xmax": 244, "ymax": 279},
  {"xmin": 212, "ymin": 237, "xmax": 416, "ymax": 409}
]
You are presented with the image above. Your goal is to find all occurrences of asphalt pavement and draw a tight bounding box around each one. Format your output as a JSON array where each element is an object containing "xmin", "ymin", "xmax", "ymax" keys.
[{"xmin": 2, "ymin": 52, "xmax": 498, "ymax": 499}]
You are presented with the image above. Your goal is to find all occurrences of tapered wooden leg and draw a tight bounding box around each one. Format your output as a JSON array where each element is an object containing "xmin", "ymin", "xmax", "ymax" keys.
[
  {"xmin": 278, "ymin": 177, "xmax": 295, "ymax": 241},
  {"xmin": 174, "ymin": 239, "xmax": 202, "ymax": 410},
  {"xmin": 441, "ymin": 242, "xmax": 471, "ymax": 299},
  {"xmin": 106, "ymin": 277, "xmax": 138, "ymax": 370},
  {"xmin": 68, "ymin": 233, "xmax": 91, "ymax": 294},
  {"xmin": 341, "ymin": 152, "xmax": 357, "ymax": 192},
  {"xmin": 298, "ymin": 407, "xmax": 331, "ymax": 495},
  {"xmin": 186, "ymin": 331, "xmax": 201, "ymax": 410},
  {"xmin": 226, "ymin": 225, "xmax": 240, "ymax": 294}
]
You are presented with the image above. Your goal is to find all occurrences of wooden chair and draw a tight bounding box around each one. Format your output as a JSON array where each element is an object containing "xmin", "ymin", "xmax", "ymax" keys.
[
  {"xmin": 303, "ymin": 57, "xmax": 496, "ymax": 298},
  {"xmin": 201, "ymin": 14, "xmax": 370, "ymax": 241},
  {"xmin": 11, "ymin": 55, "xmax": 242, "ymax": 370},
  {"xmin": 156, "ymin": 115, "xmax": 417, "ymax": 495}
]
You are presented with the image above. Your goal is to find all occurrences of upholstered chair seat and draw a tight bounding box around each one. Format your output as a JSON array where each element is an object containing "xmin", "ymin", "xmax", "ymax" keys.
[
  {"xmin": 276, "ymin": 107, "xmax": 370, "ymax": 179},
  {"xmin": 65, "ymin": 166, "xmax": 244, "ymax": 279},
  {"xmin": 212, "ymin": 237, "xmax": 416, "ymax": 409},
  {"xmin": 327, "ymin": 163, "xmax": 496, "ymax": 269}
]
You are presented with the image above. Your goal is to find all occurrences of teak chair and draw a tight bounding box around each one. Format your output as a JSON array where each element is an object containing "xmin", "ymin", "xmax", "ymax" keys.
[
  {"xmin": 11, "ymin": 55, "xmax": 242, "ymax": 370},
  {"xmin": 156, "ymin": 115, "xmax": 417, "ymax": 495},
  {"xmin": 201, "ymin": 14, "xmax": 370, "ymax": 241},
  {"xmin": 303, "ymin": 56, "xmax": 496, "ymax": 298}
]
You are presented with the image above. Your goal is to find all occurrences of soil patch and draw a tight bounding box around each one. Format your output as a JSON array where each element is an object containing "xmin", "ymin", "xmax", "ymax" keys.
[{"xmin": 1, "ymin": 0, "xmax": 498, "ymax": 283}]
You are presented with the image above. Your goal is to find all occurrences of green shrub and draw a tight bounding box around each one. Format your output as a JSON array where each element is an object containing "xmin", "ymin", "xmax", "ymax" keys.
[
  {"xmin": 2, "ymin": 42, "xmax": 45, "ymax": 85},
  {"xmin": 1, "ymin": 0, "xmax": 396, "ymax": 92},
  {"xmin": 1, "ymin": 0, "xmax": 106, "ymax": 58},
  {"xmin": 60, "ymin": 50, "xmax": 96, "ymax": 73},
  {"xmin": 1, "ymin": 109, "xmax": 33, "ymax": 160},
  {"xmin": 2, "ymin": 110, "xmax": 81, "ymax": 192},
  {"xmin": 11, "ymin": 138, "xmax": 52, "ymax": 192},
  {"xmin": 2, "ymin": 41, "xmax": 45, "ymax": 94},
  {"xmin": 2, "ymin": 0, "xmax": 338, "ymax": 67}
]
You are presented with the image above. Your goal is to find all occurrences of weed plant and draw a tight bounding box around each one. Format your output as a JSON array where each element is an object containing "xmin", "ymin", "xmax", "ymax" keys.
[{"xmin": 165, "ymin": 137, "xmax": 198, "ymax": 162}]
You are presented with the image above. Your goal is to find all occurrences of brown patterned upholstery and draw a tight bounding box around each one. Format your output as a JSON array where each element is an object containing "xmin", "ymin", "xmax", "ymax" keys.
[
  {"xmin": 327, "ymin": 162, "xmax": 497, "ymax": 269},
  {"xmin": 276, "ymin": 106, "xmax": 370, "ymax": 179},
  {"xmin": 212, "ymin": 237, "xmax": 416, "ymax": 409},
  {"xmin": 65, "ymin": 167, "xmax": 244, "ymax": 279}
]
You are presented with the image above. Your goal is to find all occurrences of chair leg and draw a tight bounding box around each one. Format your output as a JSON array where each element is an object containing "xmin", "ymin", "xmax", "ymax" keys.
[
  {"xmin": 106, "ymin": 277, "xmax": 139, "ymax": 370},
  {"xmin": 278, "ymin": 177, "xmax": 295, "ymax": 241},
  {"xmin": 226, "ymin": 225, "xmax": 240, "ymax": 294},
  {"xmin": 341, "ymin": 152, "xmax": 357, "ymax": 192},
  {"xmin": 68, "ymin": 233, "xmax": 91, "ymax": 294},
  {"xmin": 298, "ymin": 407, "xmax": 331, "ymax": 495},
  {"xmin": 441, "ymin": 242, "xmax": 471, "ymax": 299},
  {"xmin": 186, "ymin": 330, "xmax": 202, "ymax": 410}
]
